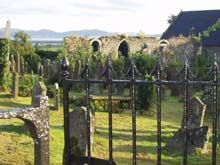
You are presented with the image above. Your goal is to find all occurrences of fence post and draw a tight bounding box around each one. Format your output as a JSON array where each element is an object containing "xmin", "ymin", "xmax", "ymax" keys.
[
  {"xmin": 156, "ymin": 62, "xmax": 162, "ymax": 165},
  {"xmin": 183, "ymin": 57, "xmax": 189, "ymax": 165},
  {"xmin": 61, "ymin": 57, "xmax": 71, "ymax": 165},
  {"xmin": 212, "ymin": 60, "xmax": 218, "ymax": 165}
]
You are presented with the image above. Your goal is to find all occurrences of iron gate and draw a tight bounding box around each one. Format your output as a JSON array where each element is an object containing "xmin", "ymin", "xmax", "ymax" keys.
[{"xmin": 60, "ymin": 55, "xmax": 219, "ymax": 165}]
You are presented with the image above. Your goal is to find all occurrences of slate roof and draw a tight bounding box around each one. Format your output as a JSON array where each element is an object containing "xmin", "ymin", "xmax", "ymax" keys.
[{"xmin": 161, "ymin": 10, "xmax": 220, "ymax": 46}]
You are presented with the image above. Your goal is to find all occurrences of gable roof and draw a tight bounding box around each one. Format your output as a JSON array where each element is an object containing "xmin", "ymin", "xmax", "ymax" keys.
[{"xmin": 161, "ymin": 10, "xmax": 220, "ymax": 46}]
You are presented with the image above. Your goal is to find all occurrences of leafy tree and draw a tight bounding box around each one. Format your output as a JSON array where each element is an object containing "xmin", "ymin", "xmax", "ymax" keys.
[
  {"xmin": 0, "ymin": 39, "xmax": 11, "ymax": 91},
  {"xmin": 11, "ymin": 31, "xmax": 40, "ymax": 73},
  {"xmin": 167, "ymin": 14, "xmax": 177, "ymax": 24}
]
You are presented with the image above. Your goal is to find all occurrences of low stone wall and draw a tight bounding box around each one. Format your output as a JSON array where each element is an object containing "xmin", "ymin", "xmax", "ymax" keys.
[{"xmin": 0, "ymin": 96, "xmax": 49, "ymax": 165}]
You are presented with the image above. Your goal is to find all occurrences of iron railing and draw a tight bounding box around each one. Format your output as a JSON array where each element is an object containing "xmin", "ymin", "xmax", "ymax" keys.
[{"xmin": 61, "ymin": 55, "xmax": 219, "ymax": 165}]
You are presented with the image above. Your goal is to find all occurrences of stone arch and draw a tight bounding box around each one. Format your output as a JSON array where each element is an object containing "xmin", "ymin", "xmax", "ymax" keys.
[
  {"xmin": 118, "ymin": 39, "xmax": 129, "ymax": 57},
  {"xmin": 90, "ymin": 39, "xmax": 102, "ymax": 52}
]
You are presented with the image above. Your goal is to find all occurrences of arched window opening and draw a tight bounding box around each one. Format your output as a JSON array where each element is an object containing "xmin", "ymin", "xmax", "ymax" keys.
[{"xmin": 118, "ymin": 40, "xmax": 129, "ymax": 57}]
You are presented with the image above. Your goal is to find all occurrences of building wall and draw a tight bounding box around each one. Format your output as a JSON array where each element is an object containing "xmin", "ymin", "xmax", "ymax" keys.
[{"xmin": 64, "ymin": 35, "xmax": 159, "ymax": 58}]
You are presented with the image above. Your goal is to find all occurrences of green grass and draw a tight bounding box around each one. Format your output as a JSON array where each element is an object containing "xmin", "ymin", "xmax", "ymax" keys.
[{"xmin": 0, "ymin": 92, "xmax": 219, "ymax": 165}]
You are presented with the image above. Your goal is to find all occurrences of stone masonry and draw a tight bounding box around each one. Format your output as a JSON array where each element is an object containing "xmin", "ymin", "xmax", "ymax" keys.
[
  {"xmin": 0, "ymin": 96, "xmax": 49, "ymax": 165},
  {"xmin": 64, "ymin": 35, "xmax": 159, "ymax": 58}
]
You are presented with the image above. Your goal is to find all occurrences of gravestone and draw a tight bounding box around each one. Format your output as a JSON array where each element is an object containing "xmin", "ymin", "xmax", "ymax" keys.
[
  {"xmin": 68, "ymin": 106, "xmax": 95, "ymax": 156},
  {"xmin": 166, "ymin": 67, "xmax": 181, "ymax": 96},
  {"xmin": 20, "ymin": 56, "xmax": 25, "ymax": 75},
  {"xmin": 31, "ymin": 77, "xmax": 47, "ymax": 107},
  {"xmin": 181, "ymin": 97, "xmax": 206, "ymax": 129},
  {"xmin": 165, "ymin": 97, "xmax": 209, "ymax": 154},
  {"xmin": 54, "ymin": 82, "xmax": 60, "ymax": 111},
  {"xmin": 11, "ymin": 53, "xmax": 20, "ymax": 99},
  {"xmin": 92, "ymin": 59, "xmax": 104, "ymax": 95}
]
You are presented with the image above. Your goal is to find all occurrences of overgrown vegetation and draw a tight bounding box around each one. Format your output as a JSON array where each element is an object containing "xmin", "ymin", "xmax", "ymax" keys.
[{"xmin": 0, "ymin": 39, "xmax": 11, "ymax": 91}]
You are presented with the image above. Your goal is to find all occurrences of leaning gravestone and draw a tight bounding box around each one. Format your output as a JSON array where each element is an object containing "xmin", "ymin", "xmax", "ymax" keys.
[
  {"xmin": 68, "ymin": 106, "xmax": 95, "ymax": 156},
  {"xmin": 165, "ymin": 97, "xmax": 209, "ymax": 154}
]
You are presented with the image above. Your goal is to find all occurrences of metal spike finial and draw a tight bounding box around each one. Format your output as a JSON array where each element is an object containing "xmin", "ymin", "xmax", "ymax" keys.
[
  {"xmin": 101, "ymin": 54, "xmax": 113, "ymax": 77},
  {"xmin": 61, "ymin": 56, "xmax": 70, "ymax": 78},
  {"xmin": 126, "ymin": 58, "xmax": 140, "ymax": 78}
]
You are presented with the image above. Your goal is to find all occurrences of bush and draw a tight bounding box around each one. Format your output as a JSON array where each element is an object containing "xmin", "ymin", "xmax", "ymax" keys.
[
  {"xmin": 134, "ymin": 52, "xmax": 157, "ymax": 77},
  {"xmin": 137, "ymin": 75, "xmax": 156, "ymax": 113},
  {"xmin": 19, "ymin": 74, "xmax": 38, "ymax": 96},
  {"xmin": 36, "ymin": 50, "xmax": 59, "ymax": 61},
  {"xmin": 91, "ymin": 100, "xmax": 107, "ymax": 113}
]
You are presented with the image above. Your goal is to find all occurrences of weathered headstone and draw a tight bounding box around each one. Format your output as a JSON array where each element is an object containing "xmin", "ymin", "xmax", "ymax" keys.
[
  {"xmin": 68, "ymin": 106, "xmax": 95, "ymax": 156},
  {"xmin": 11, "ymin": 53, "xmax": 20, "ymax": 99},
  {"xmin": 15, "ymin": 52, "xmax": 20, "ymax": 73},
  {"xmin": 165, "ymin": 97, "xmax": 209, "ymax": 154},
  {"xmin": 181, "ymin": 97, "xmax": 206, "ymax": 129},
  {"xmin": 31, "ymin": 69, "xmax": 47, "ymax": 107},
  {"xmin": 166, "ymin": 67, "xmax": 181, "ymax": 96},
  {"xmin": 54, "ymin": 82, "xmax": 60, "ymax": 111},
  {"xmin": 20, "ymin": 56, "xmax": 24, "ymax": 75}
]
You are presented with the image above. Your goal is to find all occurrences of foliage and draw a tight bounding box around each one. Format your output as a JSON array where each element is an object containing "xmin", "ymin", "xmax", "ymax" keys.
[
  {"xmin": 134, "ymin": 51, "xmax": 158, "ymax": 77},
  {"xmin": 112, "ymin": 56, "xmax": 126, "ymax": 78},
  {"xmin": 0, "ymin": 39, "xmax": 11, "ymax": 91},
  {"xmin": 137, "ymin": 75, "xmax": 156, "ymax": 113},
  {"xmin": 19, "ymin": 73, "xmax": 38, "ymax": 97},
  {"xmin": 36, "ymin": 49, "xmax": 59, "ymax": 61},
  {"xmin": 190, "ymin": 53, "xmax": 213, "ymax": 79},
  {"xmin": 11, "ymin": 31, "xmax": 41, "ymax": 73},
  {"xmin": 202, "ymin": 18, "xmax": 220, "ymax": 37},
  {"xmin": 167, "ymin": 14, "xmax": 177, "ymax": 24},
  {"xmin": 91, "ymin": 100, "xmax": 107, "ymax": 112}
]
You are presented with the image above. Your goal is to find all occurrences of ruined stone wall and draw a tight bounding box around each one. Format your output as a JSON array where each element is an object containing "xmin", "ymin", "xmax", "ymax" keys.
[
  {"xmin": 163, "ymin": 37, "xmax": 201, "ymax": 63},
  {"xmin": 64, "ymin": 36, "xmax": 90, "ymax": 54},
  {"xmin": 64, "ymin": 35, "xmax": 159, "ymax": 58}
]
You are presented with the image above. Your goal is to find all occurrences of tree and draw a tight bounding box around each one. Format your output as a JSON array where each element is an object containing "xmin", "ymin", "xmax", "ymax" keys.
[
  {"xmin": 167, "ymin": 14, "xmax": 177, "ymax": 24},
  {"xmin": 11, "ymin": 31, "xmax": 40, "ymax": 72},
  {"xmin": 0, "ymin": 39, "xmax": 11, "ymax": 91}
]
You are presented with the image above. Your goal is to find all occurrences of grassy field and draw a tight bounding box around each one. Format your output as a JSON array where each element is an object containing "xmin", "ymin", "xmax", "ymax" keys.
[{"xmin": 0, "ymin": 92, "xmax": 219, "ymax": 165}]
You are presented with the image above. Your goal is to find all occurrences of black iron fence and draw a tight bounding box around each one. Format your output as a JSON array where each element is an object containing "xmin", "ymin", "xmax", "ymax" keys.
[{"xmin": 61, "ymin": 55, "xmax": 219, "ymax": 165}]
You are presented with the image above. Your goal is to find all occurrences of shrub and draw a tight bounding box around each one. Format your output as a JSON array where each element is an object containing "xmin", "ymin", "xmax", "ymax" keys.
[
  {"xmin": 136, "ymin": 75, "xmax": 156, "ymax": 113},
  {"xmin": 91, "ymin": 100, "xmax": 107, "ymax": 113},
  {"xmin": 0, "ymin": 39, "xmax": 11, "ymax": 91},
  {"xmin": 19, "ymin": 74, "xmax": 38, "ymax": 97}
]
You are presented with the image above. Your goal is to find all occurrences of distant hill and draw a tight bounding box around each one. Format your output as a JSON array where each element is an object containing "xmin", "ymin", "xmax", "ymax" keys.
[
  {"xmin": 0, "ymin": 28, "xmax": 162, "ymax": 40},
  {"xmin": 0, "ymin": 28, "xmax": 114, "ymax": 39}
]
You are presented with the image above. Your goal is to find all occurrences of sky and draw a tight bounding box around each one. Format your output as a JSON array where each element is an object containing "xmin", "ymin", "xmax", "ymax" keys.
[{"xmin": 0, "ymin": 0, "xmax": 220, "ymax": 34}]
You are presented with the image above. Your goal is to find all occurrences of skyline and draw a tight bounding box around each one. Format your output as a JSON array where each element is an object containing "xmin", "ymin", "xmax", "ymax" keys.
[{"xmin": 0, "ymin": 0, "xmax": 220, "ymax": 34}]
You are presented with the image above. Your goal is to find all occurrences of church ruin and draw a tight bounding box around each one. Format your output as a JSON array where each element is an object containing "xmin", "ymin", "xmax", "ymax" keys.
[{"xmin": 64, "ymin": 35, "xmax": 159, "ymax": 58}]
